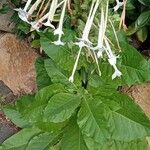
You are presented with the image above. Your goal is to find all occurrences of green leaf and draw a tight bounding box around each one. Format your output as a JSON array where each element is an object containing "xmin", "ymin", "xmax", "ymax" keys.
[
  {"xmin": 40, "ymin": 33, "xmax": 74, "ymax": 71},
  {"xmin": 136, "ymin": 27, "xmax": 148, "ymax": 42},
  {"xmin": 0, "ymin": 4, "xmax": 10, "ymax": 14},
  {"xmin": 136, "ymin": 11, "xmax": 150, "ymax": 28},
  {"xmin": 3, "ymin": 107, "xmax": 30, "ymax": 128},
  {"xmin": 35, "ymin": 121, "xmax": 67, "ymax": 132},
  {"xmin": 31, "ymin": 39, "xmax": 41, "ymax": 48},
  {"xmin": 120, "ymin": 42, "xmax": 150, "ymax": 85},
  {"xmin": 44, "ymin": 59, "xmax": 76, "ymax": 90},
  {"xmin": 84, "ymin": 136, "xmax": 150, "ymax": 150},
  {"xmin": 106, "ymin": 92, "xmax": 150, "ymax": 138},
  {"xmin": 17, "ymin": 84, "xmax": 65, "ymax": 123},
  {"xmin": 16, "ymin": 95, "xmax": 35, "ymax": 116},
  {"xmin": 138, "ymin": 0, "xmax": 150, "ymax": 6},
  {"xmin": 26, "ymin": 132, "xmax": 62, "ymax": 150},
  {"xmin": 1, "ymin": 128, "xmax": 41, "ymax": 150},
  {"xmin": 78, "ymin": 91, "xmax": 150, "ymax": 144},
  {"xmin": 77, "ymin": 95, "xmax": 110, "ymax": 144},
  {"xmin": 61, "ymin": 118, "xmax": 88, "ymax": 150},
  {"xmin": 44, "ymin": 93, "xmax": 81, "ymax": 123},
  {"xmin": 99, "ymin": 92, "xmax": 150, "ymax": 141},
  {"xmin": 35, "ymin": 58, "xmax": 51, "ymax": 90}
]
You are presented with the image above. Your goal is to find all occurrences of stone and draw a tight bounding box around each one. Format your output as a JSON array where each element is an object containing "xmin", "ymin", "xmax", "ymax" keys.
[
  {"xmin": 0, "ymin": 112, "xmax": 18, "ymax": 144},
  {"xmin": 0, "ymin": 33, "xmax": 38, "ymax": 95},
  {"xmin": 0, "ymin": 0, "xmax": 14, "ymax": 32}
]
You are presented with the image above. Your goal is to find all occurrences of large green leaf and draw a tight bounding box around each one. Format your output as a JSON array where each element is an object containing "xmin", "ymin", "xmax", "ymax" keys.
[
  {"xmin": 26, "ymin": 132, "xmax": 61, "ymax": 150},
  {"xmin": 120, "ymin": 42, "xmax": 150, "ymax": 85},
  {"xmin": 17, "ymin": 84, "xmax": 65, "ymax": 123},
  {"xmin": 1, "ymin": 128, "xmax": 41, "ymax": 150},
  {"xmin": 136, "ymin": 11, "xmax": 150, "ymax": 28},
  {"xmin": 77, "ymin": 95, "xmax": 110, "ymax": 144},
  {"xmin": 98, "ymin": 92, "xmax": 150, "ymax": 141},
  {"xmin": 61, "ymin": 118, "xmax": 88, "ymax": 150},
  {"xmin": 35, "ymin": 58, "xmax": 51, "ymax": 90},
  {"xmin": 44, "ymin": 93, "xmax": 81, "ymax": 123},
  {"xmin": 84, "ymin": 136, "xmax": 150, "ymax": 150},
  {"xmin": 106, "ymin": 92, "xmax": 150, "ymax": 136},
  {"xmin": 78, "ymin": 91, "xmax": 150, "ymax": 144}
]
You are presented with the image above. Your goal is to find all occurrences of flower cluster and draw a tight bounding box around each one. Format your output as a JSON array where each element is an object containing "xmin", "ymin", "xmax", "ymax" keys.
[
  {"xmin": 69, "ymin": 0, "xmax": 122, "ymax": 82},
  {"xmin": 15, "ymin": 0, "xmax": 123, "ymax": 83},
  {"xmin": 15, "ymin": 0, "xmax": 67, "ymax": 45}
]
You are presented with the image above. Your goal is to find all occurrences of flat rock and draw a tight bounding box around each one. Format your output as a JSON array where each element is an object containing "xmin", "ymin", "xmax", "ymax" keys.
[
  {"xmin": 0, "ymin": 0, "xmax": 14, "ymax": 32},
  {"xmin": 0, "ymin": 112, "xmax": 18, "ymax": 144},
  {"xmin": 0, "ymin": 33, "xmax": 38, "ymax": 95}
]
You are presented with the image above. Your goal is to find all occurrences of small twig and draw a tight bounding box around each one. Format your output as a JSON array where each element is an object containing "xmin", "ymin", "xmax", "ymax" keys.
[
  {"xmin": 119, "ymin": 0, "xmax": 128, "ymax": 31},
  {"xmin": 39, "ymin": 0, "xmax": 51, "ymax": 18},
  {"xmin": 36, "ymin": 0, "xmax": 47, "ymax": 18},
  {"xmin": 67, "ymin": 0, "xmax": 73, "ymax": 15}
]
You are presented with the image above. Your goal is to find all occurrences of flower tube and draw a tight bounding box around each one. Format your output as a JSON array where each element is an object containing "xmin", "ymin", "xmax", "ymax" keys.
[
  {"xmin": 28, "ymin": 0, "xmax": 42, "ymax": 15},
  {"xmin": 24, "ymin": 0, "xmax": 32, "ymax": 11},
  {"xmin": 43, "ymin": 0, "xmax": 58, "ymax": 29},
  {"xmin": 104, "ymin": 38, "xmax": 122, "ymax": 79},
  {"xmin": 53, "ymin": 0, "xmax": 68, "ymax": 46}
]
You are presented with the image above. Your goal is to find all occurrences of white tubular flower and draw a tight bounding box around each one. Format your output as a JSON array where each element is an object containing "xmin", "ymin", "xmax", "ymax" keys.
[
  {"xmin": 14, "ymin": 8, "xmax": 30, "ymax": 23},
  {"xmin": 104, "ymin": 38, "xmax": 122, "ymax": 79},
  {"xmin": 24, "ymin": 0, "xmax": 32, "ymax": 11},
  {"xmin": 69, "ymin": 0, "xmax": 99, "ymax": 82},
  {"xmin": 43, "ymin": 0, "xmax": 58, "ymax": 29},
  {"xmin": 28, "ymin": 0, "xmax": 42, "ymax": 15},
  {"xmin": 114, "ymin": 0, "xmax": 124, "ymax": 11},
  {"xmin": 112, "ymin": 65, "xmax": 122, "ymax": 79},
  {"xmin": 69, "ymin": 47, "xmax": 82, "ymax": 83},
  {"xmin": 82, "ymin": 0, "xmax": 99, "ymax": 43},
  {"xmin": 92, "ymin": 1, "xmax": 109, "ymax": 59},
  {"xmin": 93, "ymin": 6, "xmax": 105, "ymax": 58},
  {"xmin": 53, "ymin": 0, "xmax": 68, "ymax": 46},
  {"xmin": 14, "ymin": 0, "xmax": 33, "ymax": 23}
]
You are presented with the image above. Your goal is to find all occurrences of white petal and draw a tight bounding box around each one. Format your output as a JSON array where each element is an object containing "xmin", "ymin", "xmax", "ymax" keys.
[
  {"xmin": 108, "ymin": 56, "xmax": 117, "ymax": 66},
  {"xmin": 112, "ymin": 69, "xmax": 122, "ymax": 79},
  {"xmin": 75, "ymin": 41, "xmax": 86, "ymax": 48},
  {"xmin": 69, "ymin": 76, "xmax": 74, "ymax": 83},
  {"xmin": 53, "ymin": 40, "xmax": 65, "ymax": 46},
  {"xmin": 43, "ymin": 21, "xmax": 55, "ymax": 29},
  {"xmin": 54, "ymin": 28, "xmax": 64, "ymax": 35},
  {"xmin": 14, "ymin": 8, "xmax": 29, "ymax": 23}
]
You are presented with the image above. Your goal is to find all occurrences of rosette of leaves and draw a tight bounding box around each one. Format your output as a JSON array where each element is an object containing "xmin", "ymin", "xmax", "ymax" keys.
[
  {"xmin": 1, "ymin": 29, "xmax": 150, "ymax": 150},
  {"xmin": 126, "ymin": 0, "xmax": 150, "ymax": 43}
]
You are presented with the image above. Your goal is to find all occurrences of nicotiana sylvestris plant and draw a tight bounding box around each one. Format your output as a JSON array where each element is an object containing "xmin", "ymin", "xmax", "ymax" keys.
[{"xmin": 1, "ymin": 0, "xmax": 150, "ymax": 150}]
